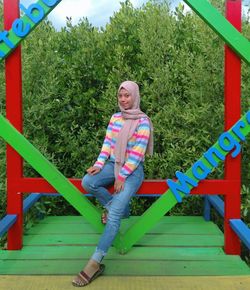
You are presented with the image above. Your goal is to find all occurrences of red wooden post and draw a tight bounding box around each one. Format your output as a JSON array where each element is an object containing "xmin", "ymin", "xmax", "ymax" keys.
[
  {"xmin": 4, "ymin": 0, "xmax": 24, "ymax": 250},
  {"xmin": 224, "ymin": 0, "xmax": 242, "ymax": 254}
]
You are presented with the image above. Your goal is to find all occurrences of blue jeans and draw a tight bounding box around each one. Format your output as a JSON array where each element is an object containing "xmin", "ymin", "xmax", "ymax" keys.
[{"xmin": 82, "ymin": 161, "xmax": 144, "ymax": 263}]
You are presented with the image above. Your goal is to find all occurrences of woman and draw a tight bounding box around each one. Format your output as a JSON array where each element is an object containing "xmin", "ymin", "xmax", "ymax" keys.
[{"xmin": 72, "ymin": 80, "xmax": 153, "ymax": 287}]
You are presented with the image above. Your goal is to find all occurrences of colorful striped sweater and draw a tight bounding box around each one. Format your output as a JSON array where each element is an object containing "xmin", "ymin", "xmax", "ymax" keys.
[{"xmin": 94, "ymin": 112, "xmax": 150, "ymax": 181}]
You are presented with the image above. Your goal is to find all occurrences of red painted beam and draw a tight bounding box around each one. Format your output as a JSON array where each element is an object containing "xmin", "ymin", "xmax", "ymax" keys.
[
  {"xmin": 14, "ymin": 177, "xmax": 240, "ymax": 195},
  {"xmin": 4, "ymin": 0, "xmax": 23, "ymax": 250},
  {"xmin": 224, "ymin": 0, "xmax": 242, "ymax": 255}
]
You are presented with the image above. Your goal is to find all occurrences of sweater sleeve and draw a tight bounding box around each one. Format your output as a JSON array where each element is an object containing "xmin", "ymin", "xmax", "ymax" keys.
[
  {"xmin": 117, "ymin": 118, "xmax": 150, "ymax": 181},
  {"xmin": 93, "ymin": 115, "xmax": 114, "ymax": 169}
]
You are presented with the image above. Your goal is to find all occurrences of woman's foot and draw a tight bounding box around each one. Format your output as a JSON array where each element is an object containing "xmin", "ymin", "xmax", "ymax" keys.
[
  {"xmin": 72, "ymin": 259, "xmax": 105, "ymax": 287},
  {"xmin": 101, "ymin": 210, "xmax": 108, "ymax": 224}
]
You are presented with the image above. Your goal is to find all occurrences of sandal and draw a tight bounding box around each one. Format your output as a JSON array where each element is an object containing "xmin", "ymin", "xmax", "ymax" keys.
[
  {"xmin": 72, "ymin": 264, "xmax": 105, "ymax": 287},
  {"xmin": 101, "ymin": 210, "xmax": 108, "ymax": 225}
]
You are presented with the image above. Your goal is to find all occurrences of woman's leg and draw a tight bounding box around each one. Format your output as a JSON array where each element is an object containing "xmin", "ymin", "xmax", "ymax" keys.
[
  {"xmin": 91, "ymin": 163, "xmax": 144, "ymax": 262},
  {"xmin": 72, "ymin": 162, "xmax": 115, "ymax": 286},
  {"xmin": 82, "ymin": 161, "xmax": 115, "ymax": 209},
  {"xmin": 72, "ymin": 163, "xmax": 144, "ymax": 286},
  {"xmin": 82, "ymin": 161, "xmax": 130, "ymax": 218}
]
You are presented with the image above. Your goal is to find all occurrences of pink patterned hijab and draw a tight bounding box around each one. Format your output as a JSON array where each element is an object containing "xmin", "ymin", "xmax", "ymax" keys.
[{"xmin": 114, "ymin": 81, "xmax": 154, "ymax": 178}]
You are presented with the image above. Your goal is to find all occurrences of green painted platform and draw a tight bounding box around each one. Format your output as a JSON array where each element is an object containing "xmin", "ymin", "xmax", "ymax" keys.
[{"xmin": 0, "ymin": 216, "xmax": 249, "ymax": 276}]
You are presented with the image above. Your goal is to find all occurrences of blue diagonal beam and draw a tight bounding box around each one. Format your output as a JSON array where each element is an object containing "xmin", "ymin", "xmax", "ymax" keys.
[
  {"xmin": 230, "ymin": 219, "xmax": 250, "ymax": 250},
  {"xmin": 0, "ymin": 215, "xmax": 17, "ymax": 237}
]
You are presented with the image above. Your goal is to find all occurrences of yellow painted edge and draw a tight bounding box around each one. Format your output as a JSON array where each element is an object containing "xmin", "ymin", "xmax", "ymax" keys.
[{"xmin": 1, "ymin": 275, "xmax": 250, "ymax": 290}]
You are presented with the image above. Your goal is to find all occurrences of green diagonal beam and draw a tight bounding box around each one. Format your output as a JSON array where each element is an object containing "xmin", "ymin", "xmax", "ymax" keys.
[
  {"xmin": 0, "ymin": 0, "xmax": 62, "ymax": 61},
  {"xmin": 0, "ymin": 0, "xmax": 122, "ymax": 249},
  {"xmin": 0, "ymin": 114, "xmax": 123, "ymax": 248},
  {"xmin": 120, "ymin": 0, "xmax": 250, "ymax": 253},
  {"xmin": 183, "ymin": 0, "xmax": 250, "ymax": 64},
  {"xmin": 119, "ymin": 111, "xmax": 250, "ymax": 253}
]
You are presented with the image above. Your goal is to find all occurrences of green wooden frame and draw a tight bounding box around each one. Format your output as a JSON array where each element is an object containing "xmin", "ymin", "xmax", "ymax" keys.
[
  {"xmin": 185, "ymin": 0, "xmax": 250, "ymax": 64},
  {"xmin": 0, "ymin": 114, "xmax": 123, "ymax": 249},
  {"xmin": 0, "ymin": 111, "xmax": 249, "ymax": 252}
]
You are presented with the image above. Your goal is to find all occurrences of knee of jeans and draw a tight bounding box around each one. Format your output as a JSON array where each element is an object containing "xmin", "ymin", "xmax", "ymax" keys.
[
  {"xmin": 81, "ymin": 175, "xmax": 97, "ymax": 192},
  {"xmin": 81, "ymin": 175, "xmax": 89, "ymax": 191},
  {"xmin": 107, "ymin": 200, "xmax": 124, "ymax": 224}
]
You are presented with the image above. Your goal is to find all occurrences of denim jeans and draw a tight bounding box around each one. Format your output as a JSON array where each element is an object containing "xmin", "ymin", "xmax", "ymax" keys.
[{"xmin": 82, "ymin": 160, "xmax": 144, "ymax": 263}]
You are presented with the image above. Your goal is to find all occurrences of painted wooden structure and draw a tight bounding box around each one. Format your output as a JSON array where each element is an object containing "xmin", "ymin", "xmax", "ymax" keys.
[{"xmin": 0, "ymin": 0, "xmax": 249, "ymax": 274}]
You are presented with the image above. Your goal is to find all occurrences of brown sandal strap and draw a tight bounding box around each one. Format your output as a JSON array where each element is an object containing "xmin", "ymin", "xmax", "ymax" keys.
[{"xmin": 79, "ymin": 270, "xmax": 91, "ymax": 283}]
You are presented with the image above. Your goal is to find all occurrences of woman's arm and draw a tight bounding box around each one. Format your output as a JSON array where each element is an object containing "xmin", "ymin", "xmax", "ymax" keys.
[{"xmin": 93, "ymin": 115, "xmax": 114, "ymax": 169}]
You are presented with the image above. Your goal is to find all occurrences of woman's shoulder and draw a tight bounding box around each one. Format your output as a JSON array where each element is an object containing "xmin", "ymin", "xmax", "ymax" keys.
[
  {"xmin": 138, "ymin": 116, "xmax": 150, "ymax": 126},
  {"xmin": 111, "ymin": 112, "xmax": 122, "ymax": 120},
  {"xmin": 107, "ymin": 112, "xmax": 122, "ymax": 126}
]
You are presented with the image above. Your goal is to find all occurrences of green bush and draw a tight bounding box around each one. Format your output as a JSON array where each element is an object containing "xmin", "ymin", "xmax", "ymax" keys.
[{"xmin": 0, "ymin": 0, "xmax": 249, "ymax": 223}]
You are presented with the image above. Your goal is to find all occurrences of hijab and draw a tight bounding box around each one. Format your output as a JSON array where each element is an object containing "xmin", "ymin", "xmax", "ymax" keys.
[{"xmin": 114, "ymin": 80, "xmax": 154, "ymax": 178}]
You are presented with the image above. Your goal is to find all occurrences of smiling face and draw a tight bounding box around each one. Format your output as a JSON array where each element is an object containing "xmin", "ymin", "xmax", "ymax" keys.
[{"xmin": 118, "ymin": 88, "xmax": 134, "ymax": 110}]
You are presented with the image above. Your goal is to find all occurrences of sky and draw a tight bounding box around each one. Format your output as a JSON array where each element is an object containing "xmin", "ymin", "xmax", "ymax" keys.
[
  {"xmin": 20, "ymin": 0, "xmax": 191, "ymax": 29},
  {"xmin": 20, "ymin": 0, "xmax": 250, "ymax": 30}
]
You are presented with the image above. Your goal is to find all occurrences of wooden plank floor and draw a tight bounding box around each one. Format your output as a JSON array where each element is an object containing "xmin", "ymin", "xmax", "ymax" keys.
[{"xmin": 0, "ymin": 216, "xmax": 250, "ymax": 276}]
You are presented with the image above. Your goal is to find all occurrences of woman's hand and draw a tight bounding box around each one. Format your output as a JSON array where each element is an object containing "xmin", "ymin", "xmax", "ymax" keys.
[
  {"xmin": 114, "ymin": 179, "xmax": 125, "ymax": 194},
  {"xmin": 87, "ymin": 166, "xmax": 101, "ymax": 175}
]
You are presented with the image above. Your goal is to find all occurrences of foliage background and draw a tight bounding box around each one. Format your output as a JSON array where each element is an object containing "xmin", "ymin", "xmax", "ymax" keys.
[{"xmin": 0, "ymin": 0, "xmax": 249, "ymax": 258}]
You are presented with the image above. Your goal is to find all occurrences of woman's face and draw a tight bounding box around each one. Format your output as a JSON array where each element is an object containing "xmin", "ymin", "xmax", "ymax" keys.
[{"xmin": 118, "ymin": 88, "xmax": 133, "ymax": 110}]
